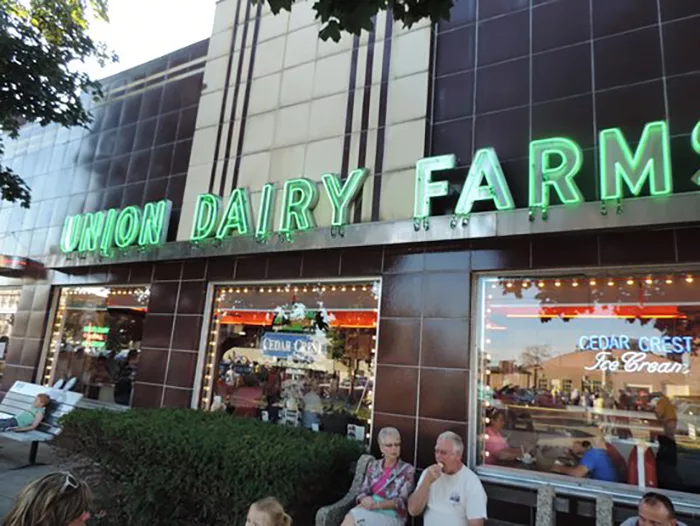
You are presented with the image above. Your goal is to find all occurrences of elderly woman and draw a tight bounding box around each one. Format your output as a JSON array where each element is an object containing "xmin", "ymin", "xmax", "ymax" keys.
[{"xmin": 341, "ymin": 427, "xmax": 415, "ymax": 526}]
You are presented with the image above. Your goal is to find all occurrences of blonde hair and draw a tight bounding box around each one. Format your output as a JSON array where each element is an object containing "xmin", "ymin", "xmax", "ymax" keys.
[
  {"xmin": 251, "ymin": 497, "xmax": 292, "ymax": 526},
  {"xmin": 36, "ymin": 394, "xmax": 50, "ymax": 407},
  {"xmin": 2, "ymin": 471, "xmax": 92, "ymax": 526}
]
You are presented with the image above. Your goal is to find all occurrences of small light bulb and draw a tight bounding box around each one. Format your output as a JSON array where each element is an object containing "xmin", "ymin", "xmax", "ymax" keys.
[
  {"xmin": 626, "ymin": 279, "xmax": 634, "ymax": 286},
  {"xmin": 686, "ymin": 275, "xmax": 694, "ymax": 283},
  {"xmin": 572, "ymin": 281, "xmax": 579, "ymax": 287},
  {"xmin": 554, "ymin": 280, "xmax": 561, "ymax": 287}
]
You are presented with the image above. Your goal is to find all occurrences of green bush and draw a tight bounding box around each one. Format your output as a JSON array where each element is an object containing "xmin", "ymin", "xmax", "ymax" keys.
[{"xmin": 57, "ymin": 409, "xmax": 365, "ymax": 526}]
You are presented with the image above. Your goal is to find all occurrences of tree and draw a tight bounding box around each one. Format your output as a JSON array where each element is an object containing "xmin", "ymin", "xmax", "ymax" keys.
[
  {"xmin": 0, "ymin": 0, "xmax": 114, "ymax": 208},
  {"xmin": 261, "ymin": 0, "xmax": 456, "ymax": 42},
  {"xmin": 520, "ymin": 344, "xmax": 552, "ymax": 388}
]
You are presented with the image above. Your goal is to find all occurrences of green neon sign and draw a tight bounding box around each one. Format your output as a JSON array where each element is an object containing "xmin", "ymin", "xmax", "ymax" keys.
[{"xmin": 60, "ymin": 200, "xmax": 172, "ymax": 255}]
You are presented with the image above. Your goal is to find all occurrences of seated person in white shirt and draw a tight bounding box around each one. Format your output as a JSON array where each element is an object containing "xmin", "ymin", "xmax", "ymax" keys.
[
  {"xmin": 407, "ymin": 431, "xmax": 488, "ymax": 526},
  {"xmin": 620, "ymin": 492, "xmax": 687, "ymax": 526}
]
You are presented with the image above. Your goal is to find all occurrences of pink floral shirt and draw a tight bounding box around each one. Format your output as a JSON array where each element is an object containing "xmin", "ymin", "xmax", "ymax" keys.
[
  {"xmin": 356, "ymin": 459, "xmax": 415, "ymax": 520},
  {"xmin": 485, "ymin": 427, "xmax": 509, "ymax": 464}
]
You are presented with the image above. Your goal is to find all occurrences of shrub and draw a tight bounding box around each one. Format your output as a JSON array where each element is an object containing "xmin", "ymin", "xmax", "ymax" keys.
[{"xmin": 57, "ymin": 409, "xmax": 365, "ymax": 526}]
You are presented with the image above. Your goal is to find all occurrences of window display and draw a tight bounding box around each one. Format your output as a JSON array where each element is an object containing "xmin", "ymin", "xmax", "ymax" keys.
[
  {"xmin": 0, "ymin": 288, "xmax": 21, "ymax": 381},
  {"xmin": 42, "ymin": 286, "xmax": 148, "ymax": 406},
  {"xmin": 475, "ymin": 272, "xmax": 700, "ymax": 495},
  {"xmin": 199, "ymin": 281, "xmax": 380, "ymax": 442}
]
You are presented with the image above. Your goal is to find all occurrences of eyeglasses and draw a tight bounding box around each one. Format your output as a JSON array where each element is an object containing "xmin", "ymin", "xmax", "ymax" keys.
[
  {"xmin": 60, "ymin": 472, "xmax": 79, "ymax": 494},
  {"xmin": 382, "ymin": 442, "xmax": 401, "ymax": 448}
]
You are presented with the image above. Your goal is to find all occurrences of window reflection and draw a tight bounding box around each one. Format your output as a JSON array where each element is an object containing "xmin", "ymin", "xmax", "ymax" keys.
[
  {"xmin": 476, "ymin": 273, "xmax": 700, "ymax": 494},
  {"xmin": 0, "ymin": 289, "xmax": 21, "ymax": 382},
  {"xmin": 200, "ymin": 281, "xmax": 380, "ymax": 443}
]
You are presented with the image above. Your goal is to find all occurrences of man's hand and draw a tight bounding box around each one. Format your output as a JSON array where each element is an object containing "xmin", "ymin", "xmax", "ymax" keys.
[
  {"xmin": 360, "ymin": 496, "xmax": 374, "ymax": 509},
  {"xmin": 425, "ymin": 463, "xmax": 444, "ymax": 483}
]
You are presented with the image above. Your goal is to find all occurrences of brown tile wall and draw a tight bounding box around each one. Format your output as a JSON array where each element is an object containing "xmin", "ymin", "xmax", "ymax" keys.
[{"xmin": 2, "ymin": 225, "xmax": 699, "ymax": 471}]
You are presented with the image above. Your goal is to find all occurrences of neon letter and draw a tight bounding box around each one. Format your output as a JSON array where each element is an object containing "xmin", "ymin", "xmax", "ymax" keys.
[
  {"xmin": 599, "ymin": 120, "xmax": 672, "ymax": 200},
  {"xmin": 529, "ymin": 138, "xmax": 583, "ymax": 208},
  {"xmin": 413, "ymin": 155, "xmax": 455, "ymax": 220},
  {"xmin": 114, "ymin": 206, "xmax": 141, "ymax": 248},
  {"xmin": 216, "ymin": 188, "xmax": 253, "ymax": 239},
  {"xmin": 256, "ymin": 183, "xmax": 275, "ymax": 239},
  {"xmin": 191, "ymin": 194, "xmax": 221, "ymax": 242},
  {"xmin": 139, "ymin": 200, "xmax": 172, "ymax": 247},
  {"xmin": 692, "ymin": 121, "xmax": 700, "ymax": 155},
  {"xmin": 78, "ymin": 212, "xmax": 105, "ymax": 253},
  {"xmin": 321, "ymin": 168, "xmax": 369, "ymax": 227},
  {"xmin": 455, "ymin": 148, "xmax": 514, "ymax": 215},
  {"xmin": 279, "ymin": 178, "xmax": 319, "ymax": 233},
  {"xmin": 60, "ymin": 214, "xmax": 84, "ymax": 254},
  {"xmin": 99, "ymin": 209, "xmax": 118, "ymax": 256}
]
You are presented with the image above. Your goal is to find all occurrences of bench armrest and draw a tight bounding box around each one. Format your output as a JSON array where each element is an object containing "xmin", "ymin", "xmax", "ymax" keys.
[{"xmin": 315, "ymin": 454, "xmax": 374, "ymax": 526}]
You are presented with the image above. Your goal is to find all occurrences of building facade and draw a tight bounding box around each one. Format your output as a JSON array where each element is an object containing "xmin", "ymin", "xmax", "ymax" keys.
[{"xmin": 1, "ymin": 0, "xmax": 700, "ymax": 523}]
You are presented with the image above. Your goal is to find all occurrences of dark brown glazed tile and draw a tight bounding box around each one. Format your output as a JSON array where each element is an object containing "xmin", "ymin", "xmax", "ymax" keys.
[
  {"xmin": 594, "ymin": 27, "xmax": 662, "ymax": 90},
  {"xmin": 171, "ymin": 316, "xmax": 203, "ymax": 351},
  {"xmin": 235, "ymin": 256, "xmax": 268, "ymax": 280},
  {"xmin": 0, "ymin": 365, "xmax": 35, "ymax": 392},
  {"xmin": 599, "ymin": 230, "xmax": 675, "ymax": 265},
  {"xmin": 595, "ymin": 80, "xmax": 665, "ymax": 139},
  {"xmin": 165, "ymin": 351, "xmax": 198, "ymax": 389},
  {"xmin": 267, "ymin": 253, "xmax": 303, "ymax": 279},
  {"xmin": 380, "ymin": 274, "xmax": 424, "ymax": 318},
  {"xmin": 182, "ymin": 259, "xmax": 207, "ymax": 280},
  {"xmin": 206, "ymin": 257, "xmax": 235, "ymax": 281},
  {"xmin": 477, "ymin": 9, "xmax": 529, "ymax": 67},
  {"xmin": 435, "ymin": 25, "xmax": 476, "ymax": 76},
  {"xmin": 475, "ymin": 58, "xmax": 529, "ymax": 114},
  {"xmin": 107, "ymin": 265, "xmax": 131, "ymax": 284},
  {"xmin": 148, "ymin": 282, "xmax": 179, "ymax": 314},
  {"xmin": 532, "ymin": 93, "xmax": 594, "ymax": 148},
  {"xmin": 532, "ymin": 234, "xmax": 599, "ymax": 268},
  {"xmin": 471, "ymin": 238, "xmax": 531, "ymax": 270},
  {"xmin": 132, "ymin": 382, "xmax": 164, "ymax": 409},
  {"xmin": 377, "ymin": 318, "xmax": 421, "ymax": 366},
  {"xmin": 419, "ymin": 369, "xmax": 468, "ymax": 422},
  {"xmin": 532, "ymin": 0, "xmax": 590, "ymax": 53},
  {"xmin": 371, "ymin": 413, "xmax": 417, "ymax": 464},
  {"xmin": 592, "ymin": 0, "xmax": 657, "ymax": 38},
  {"xmin": 420, "ymin": 318, "xmax": 470, "ymax": 369},
  {"xmin": 423, "ymin": 272, "xmax": 470, "ymax": 319},
  {"xmin": 424, "ymin": 249, "xmax": 470, "ymax": 272},
  {"xmin": 17, "ymin": 287, "xmax": 34, "ymax": 312},
  {"xmin": 162, "ymin": 387, "xmax": 193, "ymax": 409},
  {"xmin": 31, "ymin": 286, "xmax": 51, "ymax": 312},
  {"xmin": 478, "ymin": 0, "xmax": 528, "ymax": 20},
  {"xmin": 384, "ymin": 248, "xmax": 425, "ymax": 274},
  {"xmin": 154, "ymin": 262, "xmax": 183, "ymax": 282},
  {"xmin": 129, "ymin": 263, "xmax": 154, "ymax": 283},
  {"xmin": 416, "ymin": 418, "xmax": 467, "ymax": 469},
  {"xmin": 141, "ymin": 314, "xmax": 174, "ymax": 349},
  {"xmin": 26, "ymin": 311, "xmax": 47, "ymax": 340},
  {"xmin": 301, "ymin": 250, "xmax": 341, "ymax": 278},
  {"xmin": 374, "ymin": 365, "xmax": 418, "ymax": 417},
  {"xmin": 135, "ymin": 348, "xmax": 168, "ymax": 385},
  {"xmin": 177, "ymin": 281, "xmax": 208, "ymax": 315},
  {"xmin": 676, "ymin": 228, "xmax": 700, "ymax": 263},
  {"xmin": 5, "ymin": 338, "xmax": 24, "ymax": 366},
  {"xmin": 341, "ymin": 248, "xmax": 383, "ymax": 276},
  {"xmin": 19, "ymin": 338, "xmax": 42, "ymax": 368}
]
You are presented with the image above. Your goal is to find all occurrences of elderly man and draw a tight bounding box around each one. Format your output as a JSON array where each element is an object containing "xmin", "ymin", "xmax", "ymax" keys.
[
  {"xmin": 408, "ymin": 431, "xmax": 487, "ymax": 526},
  {"xmin": 620, "ymin": 492, "xmax": 686, "ymax": 526}
]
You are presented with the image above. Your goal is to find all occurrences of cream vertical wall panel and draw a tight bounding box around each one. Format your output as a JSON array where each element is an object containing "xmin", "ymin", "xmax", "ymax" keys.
[
  {"xmin": 182, "ymin": 164, "xmax": 212, "ymax": 205},
  {"xmin": 383, "ymin": 119, "xmax": 425, "ymax": 173},
  {"xmin": 208, "ymin": 29, "xmax": 234, "ymax": 61},
  {"xmin": 242, "ymin": 111, "xmax": 277, "ymax": 154},
  {"xmin": 288, "ymin": 0, "xmax": 317, "ymax": 31},
  {"xmin": 177, "ymin": 200, "xmax": 197, "ymax": 241},
  {"xmin": 360, "ymin": 175, "xmax": 374, "ymax": 222},
  {"xmin": 284, "ymin": 26, "xmax": 320, "ymax": 69},
  {"xmin": 237, "ymin": 151, "xmax": 272, "ymax": 189},
  {"xmin": 258, "ymin": 11, "xmax": 290, "ymax": 43},
  {"xmin": 378, "ymin": 169, "xmax": 415, "ymax": 221},
  {"xmin": 317, "ymin": 32, "xmax": 354, "ymax": 58},
  {"xmin": 248, "ymin": 73, "xmax": 281, "ymax": 116},
  {"xmin": 202, "ymin": 55, "xmax": 230, "ymax": 95},
  {"xmin": 312, "ymin": 52, "xmax": 351, "ymax": 99},
  {"xmin": 314, "ymin": 186, "xmax": 334, "ymax": 229},
  {"xmin": 188, "ymin": 125, "xmax": 219, "ymax": 168},
  {"xmin": 280, "ymin": 62, "xmax": 316, "ymax": 106},
  {"xmin": 386, "ymin": 72, "xmax": 429, "ymax": 126},
  {"xmin": 269, "ymin": 145, "xmax": 306, "ymax": 183},
  {"xmin": 308, "ymin": 93, "xmax": 347, "ymax": 142},
  {"xmin": 212, "ymin": 0, "xmax": 237, "ymax": 34},
  {"xmin": 390, "ymin": 26, "xmax": 431, "ymax": 79},
  {"xmin": 304, "ymin": 137, "xmax": 344, "ymax": 179},
  {"xmin": 253, "ymin": 36, "xmax": 286, "ymax": 79},
  {"xmin": 274, "ymin": 103, "xmax": 311, "ymax": 148},
  {"xmin": 196, "ymin": 90, "xmax": 225, "ymax": 130}
]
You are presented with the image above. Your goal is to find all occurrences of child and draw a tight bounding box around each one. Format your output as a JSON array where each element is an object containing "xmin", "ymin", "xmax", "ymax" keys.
[
  {"xmin": 0, "ymin": 394, "xmax": 50, "ymax": 433},
  {"xmin": 246, "ymin": 497, "xmax": 292, "ymax": 526}
]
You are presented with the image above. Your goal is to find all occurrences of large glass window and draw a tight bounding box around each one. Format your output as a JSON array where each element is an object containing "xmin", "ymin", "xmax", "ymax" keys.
[
  {"xmin": 0, "ymin": 288, "xmax": 21, "ymax": 382},
  {"xmin": 475, "ymin": 271, "xmax": 700, "ymax": 495},
  {"xmin": 42, "ymin": 286, "xmax": 149, "ymax": 406},
  {"xmin": 199, "ymin": 281, "xmax": 380, "ymax": 443}
]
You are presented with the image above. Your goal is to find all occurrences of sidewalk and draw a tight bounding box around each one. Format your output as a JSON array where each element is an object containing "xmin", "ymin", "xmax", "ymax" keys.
[{"xmin": 0, "ymin": 441, "xmax": 59, "ymax": 517}]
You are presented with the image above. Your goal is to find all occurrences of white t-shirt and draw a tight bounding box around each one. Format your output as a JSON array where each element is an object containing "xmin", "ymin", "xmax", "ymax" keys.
[{"xmin": 418, "ymin": 465, "xmax": 488, "ymax": 526}]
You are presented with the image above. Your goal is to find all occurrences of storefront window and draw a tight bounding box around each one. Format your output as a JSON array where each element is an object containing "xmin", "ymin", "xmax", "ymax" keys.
[
  {"xmin": 475, "ymin": 272, "xmax": 700, "ymax": 495},
  {"xmin": 0, "ymin": 288, "xmax": 21, "ymax": 382},
  {"xmin": 199, "ymin": 281, "xmax": 380, "ymax": 443},
  {"xmin": 42, "ymin": 286, "xmax": 149, "ymax": 406}
]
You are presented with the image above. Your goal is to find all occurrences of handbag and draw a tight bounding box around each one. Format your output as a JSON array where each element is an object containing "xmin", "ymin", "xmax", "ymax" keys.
[{"xmin": 369, "ymin": 463, "xmax": 408, "ymax": 517}]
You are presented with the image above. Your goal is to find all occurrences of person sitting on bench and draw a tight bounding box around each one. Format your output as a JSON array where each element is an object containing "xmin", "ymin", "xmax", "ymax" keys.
[{"xmin": 0, "ymin": 393, "xmax": 50, "ymax": 433}]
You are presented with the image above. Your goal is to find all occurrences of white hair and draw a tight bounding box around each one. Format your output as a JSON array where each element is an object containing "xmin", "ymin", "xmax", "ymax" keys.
[
  {"xmin": 377, "ymin": 427, "xmax": 401, "ymax": 446},
  {"xmin": 437, "ymin": 431, "xmax": 464, "ymax": 453}
]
